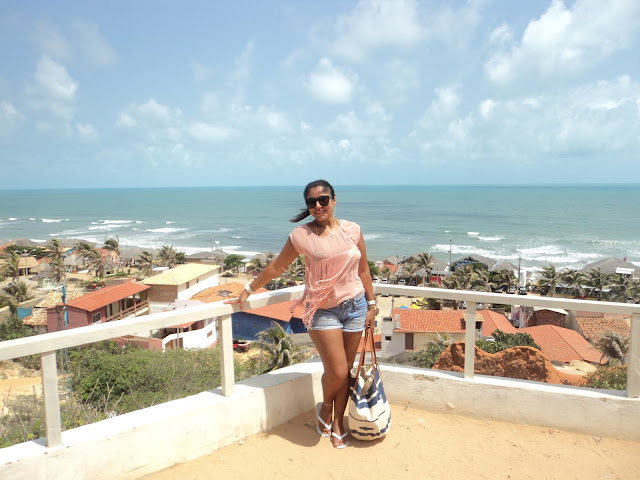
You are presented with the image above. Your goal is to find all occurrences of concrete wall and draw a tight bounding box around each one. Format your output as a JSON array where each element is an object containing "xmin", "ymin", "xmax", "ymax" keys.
[
  {"xmin": 2, "ymin": 362, "xmax": 639, "ymax": 480},
  {"xmin": 148, "ymin": 285, "xmax": 178, "ymax": 304}
]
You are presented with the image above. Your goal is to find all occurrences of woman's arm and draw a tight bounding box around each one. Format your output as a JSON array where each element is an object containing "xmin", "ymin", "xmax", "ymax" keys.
[
  {"xmin": 224, "ymin": 237, "xmax": 299, "ymax": 309},
  {"xmin": 357, "ymin": 232, "xmax": 376, "ymax": 328}
]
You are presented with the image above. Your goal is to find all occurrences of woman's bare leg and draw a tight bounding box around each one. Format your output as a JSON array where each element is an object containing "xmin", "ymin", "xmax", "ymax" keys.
[{"xmin": 309, "ymin": 329, "xmax": 363, "ymax": 447}]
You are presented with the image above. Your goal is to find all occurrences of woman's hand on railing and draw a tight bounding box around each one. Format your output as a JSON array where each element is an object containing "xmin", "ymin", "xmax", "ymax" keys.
[{"xmin": 224, "ymin": 289, "xmax": 250, "ymax": 310}]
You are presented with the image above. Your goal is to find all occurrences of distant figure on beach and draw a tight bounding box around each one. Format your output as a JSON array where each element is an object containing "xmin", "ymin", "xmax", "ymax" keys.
[{"xmin": 225, "ymin": 179, "xmax": 376, "ymax": 449}]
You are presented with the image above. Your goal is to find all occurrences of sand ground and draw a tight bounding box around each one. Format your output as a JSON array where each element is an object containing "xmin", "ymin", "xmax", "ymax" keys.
[{"xmin": 142, "ymin": 403, "xmax": 640, "ymax": 480}]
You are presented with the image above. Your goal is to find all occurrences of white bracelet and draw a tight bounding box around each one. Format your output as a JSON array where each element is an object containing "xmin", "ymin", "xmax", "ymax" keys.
[
  {"xmin": 366, "ymin": 299, "xmax": 377, "ymax": 306},
  {"xmin": 244, "ymin": 282, "xmax": 254, "ymax": 294}
]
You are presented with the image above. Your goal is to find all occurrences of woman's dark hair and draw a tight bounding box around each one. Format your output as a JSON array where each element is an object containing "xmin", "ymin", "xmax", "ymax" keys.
[{"xmin": 290, "ymin": 179, "xmax": 335, "ymax": 222}]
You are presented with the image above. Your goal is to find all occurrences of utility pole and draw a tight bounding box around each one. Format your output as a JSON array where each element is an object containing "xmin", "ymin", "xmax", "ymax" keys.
[
  {"xmin": 210, "ymin": 235, "xmax": 214, "ymax": 264},
  {"xmin": 449, "ymin": 239, "xmax": 452, "ymax": 270},
  {"xmin": 518, "ymin": 256, "xmax": 522, "ymax": 286}
]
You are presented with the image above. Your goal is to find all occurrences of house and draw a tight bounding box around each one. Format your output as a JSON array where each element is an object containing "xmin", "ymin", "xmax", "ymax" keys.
[
  {"xmin": 142, "ymin": 263, "xmax": 221, "ymax": 313},
  {"xmin": 17, "ymin": 256, "xmax": 39, "ymax": 277},
  {"xmin": 579, "ymin": 257, "xmax": 640, "ymax": 278},
  {"xmin": 522, "ymin": 325, "xmax": 607, "ymax": 365},
  {"xmin": 22, "ymin": 291, "xmax": 84, "ymax": 334},
  {"xmin": 513, "ymin": 307, "xmax": 568, "ymax": 328},
  {"xmin": 382, "ymin": 308, "xmax": 516, "ymax": 356},
  {"xmin": 451, "ymin": 254, "xmax": 497, "ymax": 272},
  {"xmin": 189, "ymin": 283, "xmax": 307, "ymax": 341},
  {"xmin": 395, "ymin": 254, "xmax": 449, "ymax": 284},
  {"xmin": 573, "ymin": 315, "xmax": 631, "ymax": 346},
  {"xmin": 45, "ymin": 281, "xmax": 150, "ymax": 332}
]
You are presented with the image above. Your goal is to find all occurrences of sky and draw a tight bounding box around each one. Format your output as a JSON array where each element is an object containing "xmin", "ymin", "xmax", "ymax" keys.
[{"xmin": 1, "ymin": 0, "xmax": 639, "ymax": 189}]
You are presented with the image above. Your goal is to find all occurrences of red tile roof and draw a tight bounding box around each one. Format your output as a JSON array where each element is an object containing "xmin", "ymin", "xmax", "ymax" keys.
[
  {"xmin": 523, "ymin": 325, "xmax": 606, "ymax": 364},
  {"xmin": 480, "ymin": 310, "xmax": 518, "ymax": 335},
  {"xmin": 575, "ymin": 317, "xmax": 631, "ymax": 344},
  {"xmin": 392, "ymin": 309, "xmax": 516, "ymax": 336},
  {"xmin": 64, "ymin": 282, "xmax": 150, "ymax": 312}
]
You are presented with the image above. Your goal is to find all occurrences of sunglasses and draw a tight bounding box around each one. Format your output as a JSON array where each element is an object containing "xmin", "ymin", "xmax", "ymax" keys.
[{"xmin": 305, "ymin": 195, "xmax": 334, "ymax": 209}]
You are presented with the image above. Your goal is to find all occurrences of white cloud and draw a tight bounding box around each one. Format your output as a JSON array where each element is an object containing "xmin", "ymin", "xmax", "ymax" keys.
[
  {"xmin": 413, "ymin": 76, "xmax": 640, "ymax": 165},
  {"xmin": 188, "ymin": 122, "xmax": 233, "ymax": 142},
  {"xmin": 192, "ymin": 62, "xmax": 213, "ymax": 82},
  {"xmin": 76, "ymin": 122, "xmax": 99, "ymax": 141},
  {"xmin": 331, "ymin": 0, "xmax": 423, "ymax": 62},
  {"xmin": 229, "ymin": 42, "xmax": 255, "ymax": 104},
  {"xmin": 26, "ymin": 56, "xmax": 78, "ymax": 120},
  {"xmin": 485, "ymin": 0, "xmax": 640, "ymax": 84},
  {"xmin": 31, "ymin": 20, "xmax": 72, "ymax": 62},
  {"xmin": 0, "ymin": 101, "xmax": 24, "ymax": 138},
  {"xmin": 306, "ymin": 58, "xmax": 355, "ymax": 104},
  {"xmin": 71, "ymin": 19, "xmax": 117, "ymax": 67},
  {"xmin": 117, "ymin": 98, "xmax": 175, "ymax": 128},
  {"xmin": 489, "ymin": 23, "xmax": 513, "ymax": 45},
  {"xmin": 478, "ymin": 99, "xmax": 497, "ymax": 118}
]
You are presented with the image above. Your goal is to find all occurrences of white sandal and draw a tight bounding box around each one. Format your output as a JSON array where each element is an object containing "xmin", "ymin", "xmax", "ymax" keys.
[
  {"xmin": 316, "ymin": 408, "xmax": 333, "ymax": 437},
  {"xmin": 331, "ymin": 431, "xmax": 349, "ymax": 449}
]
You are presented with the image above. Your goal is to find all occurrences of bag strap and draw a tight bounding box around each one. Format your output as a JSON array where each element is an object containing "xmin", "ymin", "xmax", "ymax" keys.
[{"xmin": 355, "ymin": 326, "xmax": 381, "ymax": 386}]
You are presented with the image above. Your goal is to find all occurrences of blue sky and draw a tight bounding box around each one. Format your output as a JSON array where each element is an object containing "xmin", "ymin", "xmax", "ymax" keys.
[{"xmin": 1, "ymin": 0, "xmax": 639, "ymax": 189}]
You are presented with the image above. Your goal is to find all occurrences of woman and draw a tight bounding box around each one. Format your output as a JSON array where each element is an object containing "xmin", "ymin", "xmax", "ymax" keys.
[{"xmin": 225, "ymin": 179, "xmax": 376, "ymax": 449}]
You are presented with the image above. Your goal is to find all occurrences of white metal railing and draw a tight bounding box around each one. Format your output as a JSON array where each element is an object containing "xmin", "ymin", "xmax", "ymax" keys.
[{"xmin": 0, "ymin": 283, "xmax": 638, "ymax": 451}]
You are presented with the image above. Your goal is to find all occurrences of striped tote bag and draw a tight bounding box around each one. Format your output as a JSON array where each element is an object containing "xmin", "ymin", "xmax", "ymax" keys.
[{"xmin": 348, "ymin": 327, "xmax": 391, "ymax": 440}]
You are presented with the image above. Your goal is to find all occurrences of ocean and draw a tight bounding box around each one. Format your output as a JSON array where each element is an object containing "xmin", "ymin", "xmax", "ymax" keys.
[{"xmin": 0, "ymin": 185, "xmax": 639, "ymax": 272}]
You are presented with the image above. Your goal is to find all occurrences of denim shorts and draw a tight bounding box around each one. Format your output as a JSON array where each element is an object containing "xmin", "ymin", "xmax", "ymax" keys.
[{"xmin": 309, "ymin": 293, "xmax": 367, "ymax": 332}]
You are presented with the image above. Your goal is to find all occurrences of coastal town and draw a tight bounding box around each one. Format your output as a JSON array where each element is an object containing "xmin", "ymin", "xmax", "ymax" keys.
[{"xmin": 1, "ymin": 236, "xmax": 636, "ymax": 363}]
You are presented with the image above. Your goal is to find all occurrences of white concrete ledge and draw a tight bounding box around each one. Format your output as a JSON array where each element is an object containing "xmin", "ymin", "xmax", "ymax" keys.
[
  {"xmin": 1, "ymin": 361, "xmax": 638, "ymax": 480},
  {"xmin": 381, "ymin": 363, "xmax": 640, "ymax": 441}
]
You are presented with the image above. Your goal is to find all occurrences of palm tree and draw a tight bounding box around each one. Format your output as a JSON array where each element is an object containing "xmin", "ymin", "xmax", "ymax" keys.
[
  {"xmin": 379, "ymin": 266, "xmax": 391, "ymax": 282},
  {"xmin": 415, "ymin": 252, "xmax": 435, "ymax": 284},
  {"xmin": 137, "ymin": 251, "xmax": 155, "ymax": 277},
  {"xmin": 402, "ymin": 261, "xmax": 418, "ymax": 285},
  {"xmin": 49, "ymin": 257, "xmax": 66, "ymax": 284},
  {"xmin": 449, "ymin": 264, "xmax": 480, "ymax": 291},
  {"xmin": 492, "ymin": 269, "xmax": 516, "ymax": 293},
  {"xmin": 284, "ymin": 255, "xmax": 305, "ymax": 283},
  {"xmin": 158, "ymin": 245, "xmax": 177, "ymax": 268},
  {"xmin": 1, "ymin": 281, "xmax": 34, "ymax": 315},
  {"xmin": 0, "ymin": 251, "xmax": 21, "ymax": 283},
  {"xmin": 74, "ymin": 241, "xmax": 105, "ymax": 278},
  {"xmin": 252, "ymin": 322, "xmax": 302, "ymax": 372},
  {"xmin": 103, "ymin": 237, "xmax": 120, "ymax": 257},
  {"xmin": 476, "ymin": 270, "xmax": 496, "ymax": 292},
  {"xmin": 46, "ymin": 239, "xmax": 66, "ymax": 262},
  {"xmin": 46, "ymin": 239, "xmax": 67, "ymax": 284},
  {"xmin": 536, "ymin": 264, "xmax": 560, "ymax": 297},
  {"xmin": 560, "ymin": 268, "xmax": 584, "ymax": 298},
  {"xmin": 594, "ymin": 332, "xmax": 629, "ymax": 365},
  {"xmin": 583, "ymin": 268, "xmax": 614, "ymax": 301},
  {"xmin": 607, "ymin": 274, "xmax": 639, "ymax": 303}
]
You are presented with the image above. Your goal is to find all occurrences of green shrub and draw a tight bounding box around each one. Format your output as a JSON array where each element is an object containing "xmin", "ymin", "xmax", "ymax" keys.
[
  {"xmin": 476, "ymin": 329, "xmax": 540, "ymax": 354},
  {"xmin": 584, "ymin": 365, "xmax": 627, "ymax": 390}
]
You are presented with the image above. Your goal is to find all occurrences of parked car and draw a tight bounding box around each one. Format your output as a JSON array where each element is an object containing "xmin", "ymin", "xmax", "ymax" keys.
[
  {"xmin": 508, "ymin": 285, "xmax": 516, "ymax": 294},
  {"xmin": 233, "ymin": 339, "xmax": 250, "ymax": 352},
  {"xmin": 518, "ymin": 286, "xmax": 528, "ymax": 295}
]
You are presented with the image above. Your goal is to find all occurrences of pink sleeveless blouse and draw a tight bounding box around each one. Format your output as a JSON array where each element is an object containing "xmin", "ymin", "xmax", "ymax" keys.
[{"xmin": 289, "ymin": 219, "xmax": 365, "ymax": 327}]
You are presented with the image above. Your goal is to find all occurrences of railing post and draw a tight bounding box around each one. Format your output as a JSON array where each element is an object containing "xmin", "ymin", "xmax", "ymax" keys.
[
  {"xmin": 464, "ymin": 302, "xmax": 477, "ymax": 379},
  {"xmin": 40, "ymin": 351, "xmax": 62, "ymax": 448},
  {"xmin": 628, "ymin": 313, "xmax": 640, "ymax": 398},
  {"xmin": 218, "ymin": 314, "xmax": 235, "ymax": 396}
]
